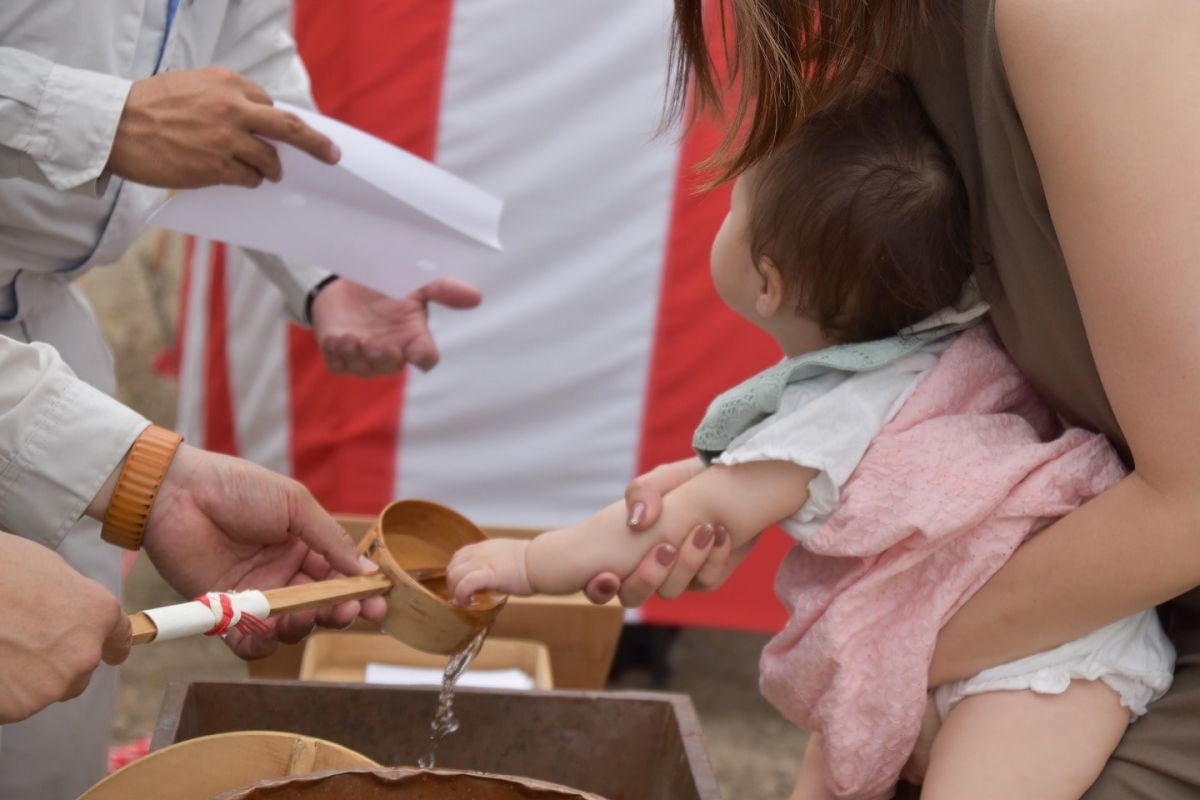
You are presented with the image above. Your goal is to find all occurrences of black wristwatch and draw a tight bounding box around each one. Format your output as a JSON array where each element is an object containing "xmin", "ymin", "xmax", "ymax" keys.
[{"xmin": 304, "ymin": 275, "xmax": 340, "ymax": 324}]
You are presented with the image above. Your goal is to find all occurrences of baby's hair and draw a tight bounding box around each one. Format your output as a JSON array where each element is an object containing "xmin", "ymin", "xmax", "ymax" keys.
[{"xmin": 747, "ymin": 75, "xmax": 973, "ymax": 343}]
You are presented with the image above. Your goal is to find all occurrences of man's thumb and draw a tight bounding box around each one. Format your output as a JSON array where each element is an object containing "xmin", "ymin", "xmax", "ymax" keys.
[{"xmin": 101, "ymin": 610, "xmax": 133, "ymax": 666}]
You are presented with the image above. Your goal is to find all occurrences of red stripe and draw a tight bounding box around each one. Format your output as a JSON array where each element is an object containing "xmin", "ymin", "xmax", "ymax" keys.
[
  {"xmin": 153, "ymin": 233, "xmax": 189, "ymax": 377},
  {"xmin": 203, "ymin": 242, "xmax": 239, "ymax": 456},
  {"xmin": 155, "ymin": 235, "xmax": 196, "ymax": 377},
  {"xmin": 637, "ymin": 4, "xmax": 791, "ymax": 632},
  {"xmin": 287, "ymin": 1, "xmax": 453, "ymax": 513}
]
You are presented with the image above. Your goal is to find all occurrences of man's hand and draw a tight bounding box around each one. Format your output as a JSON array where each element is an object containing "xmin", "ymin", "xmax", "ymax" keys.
[
  {"xmin": 0, "ymin": 533, "xmax": 130, "ymax": 723},
  {"xmin": 310, "ymin": 278, "xmax": 482, "ymax": 375},
  {"xmin": 107, "ymin": 66, "xmax": 340, "ymax": 189},
  {"xmin": 137, "ymin": 445, "xmax": 386, "ymax": 659}
]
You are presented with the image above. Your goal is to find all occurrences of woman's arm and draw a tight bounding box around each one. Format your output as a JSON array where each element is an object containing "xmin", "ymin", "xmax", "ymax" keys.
[
  {"xmin": 930, "ymin": 0, "xmax": 1200, "ymax": 684},
  {"xmin": 447, "ymin": 460, "xmax": 814, "ymax": 603}
]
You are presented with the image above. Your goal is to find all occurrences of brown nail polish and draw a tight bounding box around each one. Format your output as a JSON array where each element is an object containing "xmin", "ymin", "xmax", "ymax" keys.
[
  {"xmin": 693, "ymin": 524, "xmax": 714, "ymax": 549},
  {"xmin": 714, "ymin": 525, "xmax": 729, "ymax": 547},
  {"xmin": 655, "ymin": 544, "xmax": 677, "ymax": 566}
]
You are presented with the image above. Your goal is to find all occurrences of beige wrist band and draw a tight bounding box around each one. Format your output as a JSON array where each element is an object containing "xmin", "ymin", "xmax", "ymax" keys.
[{"xmin": 100, "ymin": 425, "xmax": 184, "ymax": 550}]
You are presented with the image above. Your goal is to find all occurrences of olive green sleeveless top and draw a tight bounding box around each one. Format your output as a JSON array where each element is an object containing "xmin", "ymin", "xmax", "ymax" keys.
[{"xmin": 907, "ymin": 0, "xmax": 1128, "ymax": 463}]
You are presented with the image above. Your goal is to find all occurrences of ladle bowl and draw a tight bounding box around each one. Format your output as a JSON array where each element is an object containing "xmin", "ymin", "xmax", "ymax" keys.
[{"xmin": 357, "ymin": 499, "xmax": 507, "ymax": 654}]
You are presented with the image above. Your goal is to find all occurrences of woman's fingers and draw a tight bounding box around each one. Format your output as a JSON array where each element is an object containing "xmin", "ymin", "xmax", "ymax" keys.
[
  {"xmin": 624, "ymin": 458, "xmax": 707, "ymax": 531},
  {"xmin": 617, "ymin": 544, "xmax": 678, "ymax": 608},
  {"xmin": 624, "ymin": 478, "xmax": 663, "ymax": 532},
  {"xmin": 690, "ymin": 524, "xmax": 733, "ymax": 590},
  {"xmin": 584, "ymin": 572, "xmax": 621, "ymax": 604},
  {"xmin": 659, "ymin": 525, "xmax": 716, "ymax": 599}
]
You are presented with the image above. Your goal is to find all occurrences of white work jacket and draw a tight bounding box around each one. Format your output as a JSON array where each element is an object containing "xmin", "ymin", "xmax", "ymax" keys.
[{"xmin": 0, "ymin": 0, "xmax": 330, "ymax": 547}]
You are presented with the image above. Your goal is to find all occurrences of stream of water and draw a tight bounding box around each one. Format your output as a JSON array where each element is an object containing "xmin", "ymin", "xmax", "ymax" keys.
[{"xmin": 418, "ymin": 626, "xmax": 489, "ymax": 769}]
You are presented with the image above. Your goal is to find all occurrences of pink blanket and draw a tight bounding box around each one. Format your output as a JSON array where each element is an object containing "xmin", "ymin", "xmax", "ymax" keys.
[{"xmin": 759, "ymin": 325, "xmax": 1126, "ymax": 799}]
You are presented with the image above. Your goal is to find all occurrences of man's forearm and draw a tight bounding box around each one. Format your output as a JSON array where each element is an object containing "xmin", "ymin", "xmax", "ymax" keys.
[
  {"xmin": 0, "ymin": 47, "xmax": 130, "ymax": 192},
  {"xmin": 0, "ymin": 339, "xmax": 148, "ymax": 547}
]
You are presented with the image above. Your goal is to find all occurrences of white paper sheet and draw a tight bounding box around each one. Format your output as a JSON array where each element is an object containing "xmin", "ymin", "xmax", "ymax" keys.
[
  {"xmin": 364, "ymin": 663, "xmax": 535, "ymax": 691},
  {"xmin": 142, "ymin": 590, "xmax": 270, "ymax": 643},
  {"xmin": 150, "ymin": 102, "xmax": 502, "ymax": 299}
]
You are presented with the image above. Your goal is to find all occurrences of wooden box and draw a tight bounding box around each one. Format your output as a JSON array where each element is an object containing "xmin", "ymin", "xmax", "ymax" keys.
[
  {"xmin": 153, "ymin": 680, "xmax": 719, "ymax": 800},
  {"xmin": 298, "ymin": 631, "xmax": 554, "ymax": 690},
  {"xmin": 248, "ymin": 516, "xmax": 623, "ymax": 690}
]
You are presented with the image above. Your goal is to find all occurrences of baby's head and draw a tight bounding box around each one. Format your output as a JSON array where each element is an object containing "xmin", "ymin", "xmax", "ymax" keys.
[{"xmin": 710, "ymin": 75, "xmax": 973, "ymax": 352}]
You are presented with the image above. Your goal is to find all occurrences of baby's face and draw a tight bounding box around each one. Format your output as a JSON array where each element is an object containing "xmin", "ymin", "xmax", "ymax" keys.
[
  {"xmin": 709, "ymin": 174, "xmax": 761, "ymax": 323},
  {"xmin": 709, "ymin": 173, "xmax": 837, "ymax": 357}
]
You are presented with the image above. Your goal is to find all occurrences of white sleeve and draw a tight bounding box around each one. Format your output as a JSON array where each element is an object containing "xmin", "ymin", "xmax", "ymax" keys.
[
  {"xmin": 0, "ymin": 47, "xmax": 130, "ymax": 193},
  {"xmin": 210, "ymin": 0, "xmax": 332, "ymax": 323},
  {"xmin": 714, "ymin": 346, "xmax": 943, "ymax": 540},
  {"xmin": 0, "ymin": 337, "xmax": 148, "ymax": 548}
]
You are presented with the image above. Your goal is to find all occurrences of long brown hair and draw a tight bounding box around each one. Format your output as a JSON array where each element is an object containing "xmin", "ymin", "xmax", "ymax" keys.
[{"xmin": 670, "ymin": 1, "xmax": 935, "ymax": 180}]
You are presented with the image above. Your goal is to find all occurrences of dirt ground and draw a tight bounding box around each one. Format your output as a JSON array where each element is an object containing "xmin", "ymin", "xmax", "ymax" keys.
[{"xmin": 79, "ymin": 237, "xmax": 808, "ymax": 799}]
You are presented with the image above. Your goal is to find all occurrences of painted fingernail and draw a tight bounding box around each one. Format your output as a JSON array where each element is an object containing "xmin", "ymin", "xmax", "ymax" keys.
[
  {"xmin": 714, "ymin": 525, "xmax": 729, "ymax": 547},
  {"xmin": 628, "ymin": 502, "xmax": 645, "ymax": 528},
  {"xmin": 655, "ymin": 544, "xmax": 677, "ymax": 566},
  {"xmin": 693, "ymin": 524, "xmax": 714, "ymax": 549},
  {"xmin": 595, "ymin": 577, "xmax": 619, "ymax": 597}
]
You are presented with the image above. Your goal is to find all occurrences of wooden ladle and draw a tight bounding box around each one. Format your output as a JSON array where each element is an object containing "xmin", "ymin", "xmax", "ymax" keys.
[{"xmin": 129, "ymin": 499, "xmax": 506, "ymax": 655}]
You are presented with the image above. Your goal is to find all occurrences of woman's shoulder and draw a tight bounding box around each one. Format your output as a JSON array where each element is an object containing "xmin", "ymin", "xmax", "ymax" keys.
[{"xmin": 994, "ymin": 0, "xmax": 1160, "ymax": 72}]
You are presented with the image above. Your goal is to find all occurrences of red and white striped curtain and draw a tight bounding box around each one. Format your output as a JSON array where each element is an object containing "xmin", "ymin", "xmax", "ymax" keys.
[{"xmin": 175, "ymin": 0, "xmax": 793, "ymax": 631}]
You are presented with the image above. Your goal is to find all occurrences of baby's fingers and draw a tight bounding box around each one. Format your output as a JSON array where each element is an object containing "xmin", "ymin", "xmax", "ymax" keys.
[
  {"xmin": 452, "ymin": 568, "xmax": 496, "ymax": 607},
  {"xmin": 446, "ymin": 549, "xmax": 477, "ymax": 590}
]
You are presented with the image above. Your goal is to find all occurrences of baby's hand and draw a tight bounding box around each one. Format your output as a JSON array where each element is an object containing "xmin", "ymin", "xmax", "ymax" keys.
[{"xmin": 446, "ymin": 537, "xmax": 533, "ymax": 606}]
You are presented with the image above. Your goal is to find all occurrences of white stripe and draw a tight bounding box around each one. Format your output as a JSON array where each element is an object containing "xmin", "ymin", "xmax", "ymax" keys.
[
  {"xmin": 395, "ymin": 0, "xmax": 681, "ymax": 528},
  {"xmin": 175, "ymin": 238, "xmax": 211, "ymax": 446},
  {"xmin": 225, "ymin": 249, "xmax": 292, "ymax": 475}
]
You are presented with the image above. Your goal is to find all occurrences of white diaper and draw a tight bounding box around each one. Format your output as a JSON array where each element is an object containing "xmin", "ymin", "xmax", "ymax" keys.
[{"xmin": 934, "ymin": 608, "xmax": 1175, "ymax": 721}]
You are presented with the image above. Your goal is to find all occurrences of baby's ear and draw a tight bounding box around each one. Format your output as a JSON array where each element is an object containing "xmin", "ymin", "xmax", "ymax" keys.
[{"xmin": 754, "ymin": 256, "xmax": 786, "ymax": 318}]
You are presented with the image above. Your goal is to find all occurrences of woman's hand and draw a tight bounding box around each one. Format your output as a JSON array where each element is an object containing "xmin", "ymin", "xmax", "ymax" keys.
[
  {"xmin": 583, "ymin": 458, "xmax": 741, "ymax": 605},
  {"xmin": 134, "ymin": 444, "xmax": 387, "ymax": 659}
]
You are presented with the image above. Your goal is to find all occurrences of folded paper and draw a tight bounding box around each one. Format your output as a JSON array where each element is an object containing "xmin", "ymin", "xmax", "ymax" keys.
[{"xmin": 151, "ymin": 103, "xmax": 503, "ymax": 299}]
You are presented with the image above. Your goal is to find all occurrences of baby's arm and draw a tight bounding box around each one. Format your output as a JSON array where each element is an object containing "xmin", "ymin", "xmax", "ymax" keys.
[{"xmin": 446, "ymin": 459, "xmax": 816, "ymax": 605}]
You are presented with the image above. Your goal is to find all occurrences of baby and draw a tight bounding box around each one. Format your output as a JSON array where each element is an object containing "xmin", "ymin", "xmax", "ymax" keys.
[{"xmin": 448, "ymin": 77, "xmax": 1173, "ymax": 800}]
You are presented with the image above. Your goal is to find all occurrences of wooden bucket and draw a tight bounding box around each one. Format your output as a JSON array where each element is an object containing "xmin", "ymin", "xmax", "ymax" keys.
[
  {"xmin": 213, "ymin": 767, "xmax": 609, "ymax": 800},
  {"xmin": 79, "ymin": 732, "xmax": 378, "ymax": 800},
  {"xmin": 358, "ymin": 499, "xmax": 506, "ymax": 655}
]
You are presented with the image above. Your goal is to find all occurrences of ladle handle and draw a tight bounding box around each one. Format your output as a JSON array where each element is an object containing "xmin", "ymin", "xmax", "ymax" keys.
[{"xmin": 129, "ymin": 573, "xmax": 393, "ymax": 646}]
